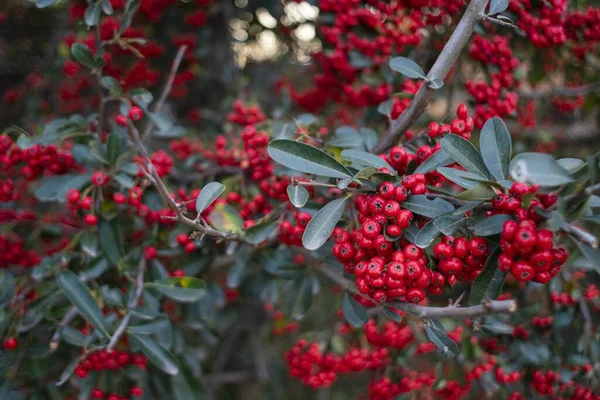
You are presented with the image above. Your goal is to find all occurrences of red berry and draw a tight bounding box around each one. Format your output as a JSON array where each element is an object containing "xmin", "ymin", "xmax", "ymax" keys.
[
  {"xmin": 84, "ymin": 214, "xmax": 98, "ymax": 226},
  {"xmin": 115, "ymin": 114, "xmax": 128, "ymax": 127},
  {"xmin": 129, "ymin": 106, "xmax": 143, "ymax": 121},
  {"xmin": 406, "ymin": 287, "xmax": 425, "ymax": 304},
  {"xmin": 3, "ymin": 337, "xmax": 17, "ymax": 350},
  {"xmin": 511, "ymin": 261, "xmax": 535, "ymax": 281},
  {"xmin": 143, "ymin": 246, "xmax": 157, "ymax": 260},
  {"xmin": 457, "ymin": 104, "xmax": 468, "ymax": 119}
]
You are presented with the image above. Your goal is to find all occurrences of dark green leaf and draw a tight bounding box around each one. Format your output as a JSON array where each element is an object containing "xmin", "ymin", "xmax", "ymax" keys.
[
  {"xmin": 98, "ymin": 218, "xmax": 123, "ymax": 266},
  {"xmin": 342, "ymin": 293, "xmax": 369, "ymax": 328},
  {"xmin": 145, "ymin": 277, "xmax": 207, "ymax": 303},
  {"xmin": 480, "ymin": 117, "xmax": 511, "ymax": 181},
  {"xmin": 434, "ymin": 215, "xmax": 468, "ymax": 235},
  {"xmin": 377, "ymin": 99, "xmax": 394, "ymax": 118},
  {"xmin": 509, "ymin": 153, "xmax": 573, "ymax": 187},
  {"xmin": 302, "ymin": 197, "xmax": 349, "ymax": 250},
  {"xmin": 55, "ymin": 357, "xmax": 80, "ymax": 386},
  {"xmin": 382, "ymin": 305, "xmax": 402, "ymax": 323},
  {"xmin": 574, "ymin": 242, "xmax": 600, "ymax": 274},
  {"xmin": 389, "ymin": 57, "xmax": 426, "ymax": 79},
  {"xmin": 438, "ymin": 167, "xmax": 484, "ymax": 189},
  {"xmin": 195, "ymin": 182, "xmax": 225, "ymax": 214},
  {"xmin": 60, "ymin": 326, "xmax": 88, "ymax": 346},
  {"xmin": 129, "ymin": 318, "xmax": 171, "ymax": 334},
  {"xmin": 245, "ymin": 221, "xmax": 278, "ymax": 245},
  {"xmin": 268, "ymin": 139, "xmax": 352, "ymax": 179},
  {"xmin": 469, "ymin": 248, "xmax": 506, "ymax": 305},
  {"xmin": 414, "ymin": 150, "xmax": 453, "ymax": 174},
  {"xmin": 441, "ymin": 134, "xmax": 490, "ymax": 179},
  {"xmin": 35, "ymin": 0, "xmax": 58, "ymax": 8},
  {"xmin": 415, "ymin": 219, "xmax": 440, "ymax": 249},
  {"xmin": 557, "ymin": 158, "xmax": 586, "ymax": 174},
  {"xmin": 473, "ymin": 214, "xmax": 513, "ymax": 236},
  {"xmin": 84, "ymin": 2, "xmax": 101, "ymax": 26},
  {"xmin": 452, "ymin": 200, "xmax": 482, "ymax": 216},
  {"xmin": 101, "ymin": 0, "xmax": 113, "ymax": 14},
  {"xmin": 481, "ymin": 320, "xmax": 513, "ymax": 335},
  {"xmin": 57, "ymin": 270, "xmax": 110, "ymax": 338},
  {"xmin": 129, "ymin": 331, "xmax": 179, "ymax": 375},
  {"xmin": 287, "ymin": 184, "xmax": 309, "ymax": 208},
  {"xmin": 402, "ymin": 195, "xmax": 454, "ymax": 218},
  {"xmin": 291, "ymin": 277, "xmax": 313, "ymax": 320},
  {"xmin": 340, "ymin": 149, "xmax": 395, "ymax": 174},
  {"xmin": 120, "ymin": 0, "xmax": 140, "ymax": 33},
  {"xmin": 71, "ymin": 43, "xmax": 96, "ymax": 69},
  {"xmin": 107, "ymin": 133, "xmax": 124, "ymax": 168},
  {"xmin": 35, "ymin": 174, "xmax": 91, "ymax": 202},
  {"xmin": 425, "ymin": 322, "xmax": 459, "ymax": 358}
]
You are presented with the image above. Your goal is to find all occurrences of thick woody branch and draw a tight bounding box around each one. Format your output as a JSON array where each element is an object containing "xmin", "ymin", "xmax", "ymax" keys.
[
  {"xmin": 107, "ymin": 258, "xmax": 146, "ymax": 351},
  {"xmin": 141, "ymin": 45, "xmax": 187, "ymax": 141},
  {"xmin": 373, "ymin": 0, "xmax": 489, "ymax": 154}
]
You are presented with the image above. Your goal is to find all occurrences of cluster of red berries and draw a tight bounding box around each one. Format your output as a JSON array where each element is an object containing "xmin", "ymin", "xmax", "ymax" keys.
[
  {"xmin": 551, "ymin": 291, "xmax": 577, "ymax": 306},
  {"xmin": 115, "ymin": 106, "xmax": 144, "ymax": 127},
  {"xmin": 74, "ymin": 349, "xmax": 147, "ymax": 379},
  {"xmin": 89, "ymin": 386, "xmax": 143, "ymax": 400},
  {"xmin": 148, "ymin": 150, "xmax": 174, "ymax": 177},
  {"xmin": 466, "ymin": 357, "xmax": 496, "ymax": 381},
  {"xmin": 285, "ymin": 340, "xmax": 390, "ymax": 389},
  {"xmin": 226, "ymin": 101, "xmax": 266, "ymax": 126},
  {"xmin": 532, "ymin": 370, "xmax": 560, "ymax": 396},
  {"xmin": 0, "ymin": 179, "xmax": 18, "ymax": 202},
  {"xmin": 364, "ymin": 319, "xmax": 413, "ymax": 349},
  {"xmin": 381, "ymin": 146, "xmax": 418, "ymax": 176},
  {"xmin": 427, "ymin": 104, "xmax": 474, "ymax": 140},
  {"xmin": 262, "ymin": 305, "xmax": 299, "ymax": 336},
  {"xmin": 0, "ymin": 234, "xmax": 41, "ymax": 269},
  {"xmin": 510, "ymin": 0, "xmax": 567, "ymax": 48},
  {"xmin": 389, "ymin": 80, "xmax": 421, "ymax": 121},
  {"xmin": 65, "ymin": 189, "xmax": 98, "ymax": 226},
  {"xmin": 552, "ymin": 95, "xmax": 585, "ymax": 113},
  {"xmin": 531, "ymin": 315, "xmax": 554, "ymax": 328},
  {"xmin": 495, "ymin": 367, "xmax": 522, "ymax": 384},
  {"xmin": 433, "ymin": 235, "xmax": 489, "ymax": 283},
  {"xmin": 368, "ymin": 372, "xmax": 436, "ymax": 400},
  {"xmin": 467, "ymin": 35, "xmax": 519, "ymax": 128},
  {"xmin": 0, "ymin": 136, "xmax": 77, "ymax": 181},
  {"xmin": 279, "ymin": 212, "xmax": 312, "ymax": 246},
  {"xmin": 565, "ymin": 7, "xmax": 600, "ymax": 59}
]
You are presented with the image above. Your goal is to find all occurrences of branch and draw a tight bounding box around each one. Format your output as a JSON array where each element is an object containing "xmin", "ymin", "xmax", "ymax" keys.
[
  {"xmin": 298, "ymin": 249, "xmax": 516, "ymax": 319},
  {"xmin": 141, "ymin": 45, "xmax": 187, "ymax": 141},
  {"xmin": 483, "ymin": 15, "xmax": 525, "ymax": 35},
  {"xmin": 107, "ymin": 258, "xmax": 146, "ymax": 351},
  {"xmin": 519, "ymin": 81, "xmax": 600, "ymax": 100},
  {"xmin": 373, "ymin": 0, "xmax": 489, "ymax": 154},
  {"xmin": 49, "ymin": 306, "xmax": 79, "ymax": 352},
  {"xmin": 564, "ymin": 224, "xmax": 599, "ymax": 249}
]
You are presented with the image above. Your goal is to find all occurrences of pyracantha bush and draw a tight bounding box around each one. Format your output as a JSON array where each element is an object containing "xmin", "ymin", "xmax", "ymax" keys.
[{"xmin": 0, "ymin": 0, "xmax": 599, "ymax": 399}]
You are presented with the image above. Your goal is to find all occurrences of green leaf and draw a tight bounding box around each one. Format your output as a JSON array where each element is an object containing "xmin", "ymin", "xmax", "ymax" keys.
[
  {"xmin": 129, "ymin": 318, "xmax": 171, "ymax": 334},
  {"xmin": 389, "ymin": 57, "xmax": 426, "ymax": 79},
  {"xmin": 488, "ymin": 0, "xmax": 509, "ymax": 15},
  {"xmin": 342, "ymin": 293, "xmax": 369, "ymax": 328},
  {"xmin": 437, "ymin": 167, "xmax": 484, "ymax": 189},
  {"xmin": 57, "ymin": 270, "xmax": 110, "ymax": 338},
  {"xmin": 377, "ymin": 99, "xmax": 394, "ymax": 118},
  {"xmin": 35, "ymin": 174, "xmax": 91, "ymax": 202},
  {"xmin": 145, "ymin": 277, "xmax": 207, "ymax": 303},
  {"xmin": 441, "ymin": 134, "xmax": 490, "ymax": 179},
  {"xmin": 509, "ymin": 153, "xmax": 573, "ymax": 187},
  {"xmin": 473, "ymin": 214, "xmax": 513, "ymax": 236},
  {"xmin": 208, "ymin": 203, "xmax": 244, "ymax": 234},
  {"xmin": 425, "ymin": 322, "xmax": 459, "ymax": 359},
  {"xmin": 557, "ymin": 158, "xmax": 586, "ymax": 174},
  {"xmin": 106, "ymin": 133, "xmax": 124, "ymax": 168},
  {"xmin": 245, "ymin": 221, "xmax": 278, "ymax": 245},
  {"xmin": 55, "ymin": 357, "xmax": 81, "ymax": 386},
  {"xmin": 287, "ymin": 184, "xmax": 309, "ymax": 208},
  {"xmin": 35, "ymin": 0, "xmax": 58, "ymax": 7},
  {"xmin": 101, "ymin": 0, "xmax": 113, "ymax": 14},
  {"xmin": 340, "ymin": 149, "xmax": 395, "ymax": 174},
  {"xmin": 402, "ymin": 195, "xmax": 454, "ymax": 218},
  {"xmin": 456, "ymin": 183, "xmax": 496, "ymax": 201},
  {"xmin": 113, "ymin": 173, "xmax": 134, "ymax": 189},
  {"xmin": 480, "ymin": 117, "xmax": 511, "ymax": 181},
  {"xmin": 291, "ymin": 277, "xmax": 313, "ymax": 320},
  {"xmin": 71, "ymin": 43, "xmax": 96, "ymax": 69},
  {"xmin": 414, "ymin": 150, "xmax": 453, "ymax": 174},
  {"xmin": 264, "ymin": 263, "xmax": 305, "ymax": 279},
  {"xmin": 428, "ymin": 78, "xmax": 444, "ymax": 89},
  {"xmin": 60, "ymin": 326, "xmax": 88, "ymax": 346},
  {"xmin": 120, "ymin": 0, "xmax": 140, "ymax": 34},
  {"xmin": 382, "ymin": 305, "xmax": 402, "ymax": 323},
  {"xmin": 434, "ymin": 215, "xmax": 468, "ymax": 235},
  {"xmin": 98, "ymin": 218, "xmax": 123, "ymax": 266},
  {"xmin": 268, "ymin": 139, "xmax": 352, "ymax": 179},
  {"xmin": 481, "ymin": 320, "xmax": 513, "ymax": 335},
  {"xmin": 415, "ymin": 219, "xmax": 440, "ymax": 249},
  {"xmin": 452, "ymin": 200, "xmax": 482, "ymax": 216},
  {"xmin": 129, "ymin": 331, "xmax": 179, "ymax": 375},
  {"xmin": 84, "ymin": 2, "xmax": 102, "ymax": 26},
  {"xmin": 302, "ymin": 197, "xmax": 349, "ymax": 250},
  {"xmin": 469, "ymin": 248, "xmax": 507, "ymax": 305},
  {"xmin": 195, "ymin": 182, "xmax": 225, "ymax": 214},
  {"xmin": 574, "ymin": 242, "xmax": 600, "ymax": 274}
]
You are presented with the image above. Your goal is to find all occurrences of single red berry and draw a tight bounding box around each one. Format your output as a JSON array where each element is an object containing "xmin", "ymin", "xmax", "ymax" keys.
[
  {"xmin": 378, "ymin": 182, "xmax": 395, "ymax": 199},
  {"xmin": 115, "ymin": 114, "xmax": 128, "ymax": 127},
  {"xmin": 143, "ymin": 246, "xmax": 157, "ymax": 260},
  {"xmin": 66, "ymin": 189, "xmax": 81, "ymax": 204},
  {"xmin": 83, "ymin": 214, "xmax": 98, "ymax": 226},
  {"xmin": 468, "ymin": 237, "xmax": 488, "ymax": 257},
  {"xmin": 457, "ymin": 104, "xmax": 468, "ymax": 119},
  {"xmin": 3, "ymin": 337, "xmax": 17, "ymax": 350},
  {"xmin": 406, "ymin": 287, "xmax": 425, "ymax": 304},
  {"xmin": 92, "ymin": 171, "xmax": 108, "ymax": 186},
  {"xmin": 130, "ymin": 386, "xmax": 143, "ymax": 397},
  {"xmin": 129, "ymin": 106, "xmax": 143, "ymax": 121},
  {"xmin": 511, "ymin": 260, "xmax": 535, "ymax": 281}
]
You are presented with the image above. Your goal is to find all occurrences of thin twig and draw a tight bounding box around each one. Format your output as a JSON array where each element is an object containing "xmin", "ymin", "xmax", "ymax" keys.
[
  {"xmin": 484, "ymin": 15, "xmax": 526, "ymax": 35},
  {"xmin": 49, "ymin": 306, "xmax": 79, "ymax": 352},
  {"xmin": 141, "ymin": 45, "xmax": 188, "ymax": 141},
  {"xmin": 373, "ymin": 0, "xmax": 489, "ymax": 154},
  {"xmin": 519, "ymin": 81, "xmax": 600, "ymax": 100},
  {"xmin": 107, "ymin": 258, "xmax": 146, "ymax": 351}
]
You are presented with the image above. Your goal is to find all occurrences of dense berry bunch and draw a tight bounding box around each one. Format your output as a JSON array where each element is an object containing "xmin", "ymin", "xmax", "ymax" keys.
[
  {"xmin": 510, "ymin": 0, "xmax": 567, "ymax": 48},
  {"xmin": 433, "ymin": 235, "xmax": 489, "ymax": 283},
  {"xmin": 0, "ymin": 234, "xmax": 41, "ymax": 269},
  {"xmin": 74, "ymin": 348, "xmax": 147, "ymax": 378},
  {"xmin": 227, "ymin": 101, "xmax": 267, "ymax": 126}
]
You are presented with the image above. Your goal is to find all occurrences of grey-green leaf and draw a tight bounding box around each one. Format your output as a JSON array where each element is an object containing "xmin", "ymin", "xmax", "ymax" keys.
[
  {"xmin": 302, "ymin": 197, "xmax": 349, "ymax": 250},
  {"xmin": 509, "ymin": 153, "xmax": 573, "ymax": 187},
  {"xmin": 489, "ymin": 0, "xmax": 509, "ymax": 15},
  {"xmin": 480, "ymin": 117, "xmax": 511, "ymax": 181},
  {"xmin": 415, "ymin": 219, "xmax": 440, "ymax": 249},
  {"xmin": 340, "ymin": 149, "xmax": 395, "ymax": 174},
  {"xmin": 84, "ymin": 2, "xmax": 102, "ymax": 26},
  {"xmin": 473, "ymin": 214, "xmax": 513, "ymax": 236},
  {"xmin": 36, "ymin": 0, "xmax": 58, "ymax": 7},
  {"xmin": 244, "ymin": 221, "xmax": 278, "ymax": 245},
  {"xmin": 71, "ymin": 43, "xmax": 96, "ymax": 69},
  {"xmin": 414, "ymin": 150, "xmax": 453, "ymax": 174},
  {"xmin": 438, "ymin": 167, "xmax": 485, "ymax": 189},
  {"xmin": 342, "ymin": 293, "xmax": 369, "ymax": 328},
  {"xmin": 129, "ymin": 331, "xmax": 179, "ymax": 375},
  {"xmin": 145, "ymin": 277, "xmax": 207, "ymax": 303},
  {"xmin": 57, "ymin": 270, "xmax": 110, "ymax": 338},
  {"xmin": 469, "ymin": 248, "xmax": 507, "ymax": 305},
  {"xmin": 441, "ymin": 134, "xmax": 490, "ymax": 179},
  {"xmin": 434, "ymin": 215, "xmax": 468, "ymax": 236},
  {"xmin": 268, "ymin": 139, "xmax": 352, "ymax": 179},
  {"xmin": 389, "ymin": 57, "xmax": 426, "ymax": 79},
  {"xmin": 402, "ymin": 195, "xmax": 454, "ymax": 219},
  {"xmin": 287, "ymin": 184, "xmax": 309, "ymax": 208},
  {"xmin": 425, "ymin": 323, "xmax": 459, "ymax": 359},
  {"xmin": 195, "ymin": 182, "xmax": 225, "ymax": 214}
]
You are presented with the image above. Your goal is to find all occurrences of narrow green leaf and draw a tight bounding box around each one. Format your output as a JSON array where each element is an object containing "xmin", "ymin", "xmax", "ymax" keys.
[
  {"xmin": 415, "ymin": 219, "xmax": 440, "ymax": 249},
  {"xmin": 480, "ymin": 117, "xmax": 511, "ymax": 181},
  {"xmin": 574, "ymin": 242, "xmax": 600, "ymax": 274},
  {"xmin": 469, "ymin": 248, "xmax": 507, "ymax": 305},
  {"xmin": 106, "ymin": 133, "xmax": 124, "ymax": 168},
  {"xmin": 481, "ymin": 320, "xmax": 514, "ymax": 335},
  {"xmin": 35, "ymin": 174, "xmax": 91, "ymax": 202},
  {"xmin": 342, "ymin": 293, "xmax": 369, "ymax": 328},
  {"xmin": 438, "ymin": 167, "xmax": 484, "ymax": 189},
  {"xmin": 57, "ymin": 270, "xmax": 110, "ymax": 338},
  {"xmin": 129, "ymin": 331, "xmax": 179, "ymax": 375},
  {"xmin": 98, "ymin": 218, "xmax": 122, "ymax": 266},
  {"xmin": 340, "ymin": 149, "xmax": 395, "ymax": 174},
  {"xmin": 60, "ymin": 326, "xmax": 88, "ymax": 346},
  {"xmin": 389, "ymin": 57, "xmax": 426, "ymax": 79},
  {"xmin": 428, "ymin": 78, "xmax": 444, "ymax": 89},
  {"xmin": 287, "ymin": 184, "xmax": 309, "ymax": 208},
  {"xmin": 145, "ymin": 277, "xmax": 207, "ymax": 303},
  {"xmin": 425, "ymin": 322, "xmax": 459, "ymax": 359},
  {"xmin": 509, "ymin": 152, "xmax": 573, "ymax": 187},
  {"xmin": 402, "ymin": 195, "xmax": 454, "ymax": 218},
  {"xmin": 36, "ymin": 0, "xmax": 58, "ymax": 7},
  {"xmin": 292, "ymin": 277, "xmax": 313, "ymax": 320},
  {"xmin": 473, "ymin": 214, "xmax": 513, "ymax": 236},
  {"xmin": 120, "ymin": 0, "xmax": 140, "ymax": 33},
  {"xmin": 55, "ymin": 357, "xmax": 81, "ymax": 386},
  {"xmin": 195, "ymin": 182, "xmax": 225, "ymax": 214},
  {"xmin": 414, "ymin": 150, "xmax": 453, "ymax": 174},
  {"xmin": 302, "ymin": 197, "xmax": 349, "ymax": 250},
  {"xmin": 382, "ymin": 305, "xmax": 402, "ymax": 323},
  {"xmin": 245, "ymin": 221, "xmax": 278, "ymax": 245},
  {"xmin": 129, "ymin": 318, "xmax": 171, "ymax": 334},
  {"xmin": 377, "ymin": 99, "xmax": 394, "ymax": 118},
  {"xmin": 84, "ymin": 2, "xmax": 102, "ymax": 26},
  {"xmin": 441, "ymin": 134, "xmax": 490, "ymax": 179},
  {"xmin": 71, "ymin": 43, "xmax": 96, "ymax": 69},
  {"xmin": 434, "ymin": 215, "xmax": 468, "ymax": 235},
  {"xmin": 268, "ymin": 139, "xmax": 352, "ymax": 179},
  {"xmin": 452, "ymin": 200, "xmax": 482, "ymax": 216}
]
